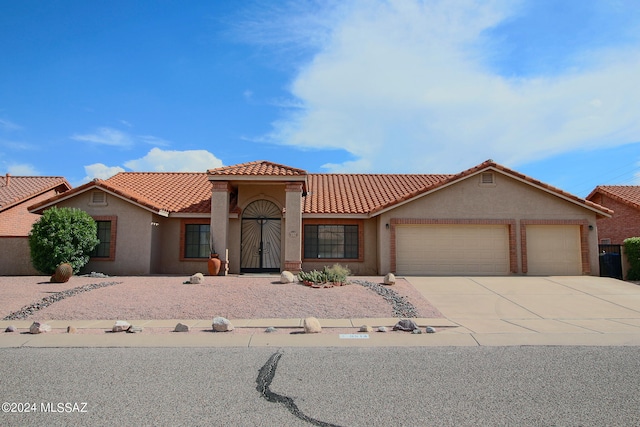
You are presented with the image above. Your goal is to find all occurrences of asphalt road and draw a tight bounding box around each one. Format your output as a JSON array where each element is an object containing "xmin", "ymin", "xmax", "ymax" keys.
[{"xmin": 1, "ymin": 346, "xmax": 639, "ymax": 426}]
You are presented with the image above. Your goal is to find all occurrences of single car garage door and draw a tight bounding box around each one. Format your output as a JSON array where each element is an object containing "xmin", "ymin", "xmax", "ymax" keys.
[
  {"xmin": 395, "ymin": 224, "xmax": 510, "ymax": 275},
  {"xmin": 526, "ymin": 224, "xmax": 581, "ymax": 275}
]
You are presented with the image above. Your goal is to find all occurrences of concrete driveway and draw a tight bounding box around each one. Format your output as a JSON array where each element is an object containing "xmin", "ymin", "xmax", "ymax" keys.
[{"xmin": 406, "ymin": 276, "xmax": 640, "ymax": 345}]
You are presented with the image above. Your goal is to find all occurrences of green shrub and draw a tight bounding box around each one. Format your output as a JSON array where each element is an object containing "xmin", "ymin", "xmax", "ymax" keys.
[
  {"xmin": 624, "ymin": 237, "xmax": 640, "ymax": 280},
  {"xmin": 29, "ymin": 207, "xmax": 100, "ymax": 275},
  {"xmin": 298, "ymin": 264, "xmax": 351, "ymax": 284}
]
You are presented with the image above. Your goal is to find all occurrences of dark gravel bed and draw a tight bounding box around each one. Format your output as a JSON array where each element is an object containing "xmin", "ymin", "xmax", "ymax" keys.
[
  {"xmin": 353, "ymin": 280, "xmax": 420, "ymax": 318},
  {"xmin": 2, "ymin": 281, "xmax": 122, "ymax": 321}
]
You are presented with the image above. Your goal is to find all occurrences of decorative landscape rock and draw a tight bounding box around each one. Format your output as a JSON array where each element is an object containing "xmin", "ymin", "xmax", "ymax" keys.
[
  {"xmin": 383, "ymin": 273, "xmax": 396, "ymax": 285},
  {"xmin": 280, "ymin": 271, "xmax": 295, "ymax": 284},
  {"xmin": 67, "ymin": 326, "xmax": 77, "ymax": 334},
  {"xmin": 377, "ymin": 326, "xmax": 388, "ymax": 333},
  {"xmin": 265, "ymin": 327, "xmax": 278, "ymax": 333},
  {"xmin": 303, "ymin": 317, "xmax": 322, "ymax": 333},
  {"xmin": 352, "ymin": 280, "xmax": 419, "ymax": 318},
  {"xmin": 112, "ymin": 320, "xmax": 131, "ymax": 332},
  {"xmin": 29, "ymin": 322, "xmax": 51, "ymax": 334},
  {"xmin": 359, "ymin": 325, "xmax": 372, "ymax": 332},
  {"xmin": 174, "ymin": 323, "xmax": 190, "ymax": 332},
  {"xmin": 127, "ymin": 325, "xmax": 143, "ymax": 334},
  {"xmin": 212, "ymin": 316, "xmax": 234, "ymax": 332},
  {"xmin": 412, "ymin": 329, "xmax": 423, "ymax": 334},
  {"xmin": 5, "ymin": 325, "xmax": 17, "ymax": 333},
  {"xmin": 426, "ymin": 326, "xmax": 436, "ymax": 334},
  {"xmin": 393, "ymin": 319, "xmax": 419, "ymax": 332},
  {"xmin": 189, "ymin": 273, "xmax": 205, "ymax": 284}
]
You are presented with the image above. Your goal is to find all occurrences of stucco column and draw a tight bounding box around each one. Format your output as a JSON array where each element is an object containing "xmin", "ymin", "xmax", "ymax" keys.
[
  {"xmin": 284, "ymin": 182, "xmax": 303, "ymax": 272},
  {"xmin": 210, "ymin": 181, "xmax": 231, "ymax": 275}
]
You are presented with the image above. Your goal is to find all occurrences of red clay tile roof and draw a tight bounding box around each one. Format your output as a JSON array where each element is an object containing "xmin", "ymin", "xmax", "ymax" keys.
[
  {"xmin": 304, "ymin": 173, "xmax": 451, "ymax": 214},
  {"xmin": 0, "ymin": 175, "xmax": 70, "ymax": 211},
  {"xmin": 30, "ymin": 173, "xmax": 212, "ymax": 215},
  {"xmin": 208, "ymin": 160, "xmax": 307, "ymax": 177},
  {"xmin": 587, "ymin": 185, "xmax": 640, "ymax": 211}
]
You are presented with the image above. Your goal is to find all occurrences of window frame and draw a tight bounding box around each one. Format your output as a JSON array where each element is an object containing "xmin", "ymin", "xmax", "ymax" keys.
[
  {"xmin": 180, "ymin": 219, "xmax": 211, "ymax": 261},
  {"xmin": 302, "ymin": 219, "xmax": 364, "ymax": 262},
  {"xmin": 90, "ymin": 216, "xmax": 117, "ymax": 261}
]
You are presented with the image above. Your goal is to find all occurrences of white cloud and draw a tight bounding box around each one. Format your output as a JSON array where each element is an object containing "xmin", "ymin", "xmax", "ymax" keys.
[
  {"xmin": 7, "ymin": 163, "xmax": 39, "ymax": 175},
  {"xmin": 137, "ymin": 135, "xmax": 171, "ymax": 147},
  {"xmin": 71, "ymin": 127, "xmax": 134, "ymax": 147},
  {"xmin": 0, "ymin": 118, "xmax": 22, "ymax": 131},
  {"xmin": 83, "ymin": 163, "xmax": 126, "ymax": 181},
  {"xmin": 123, "ymin": 148, "xmax": 223, "ymax": 172},
  {"xmin": 255, "ymin": 0, "xmax": 640, "ymax": 173}
]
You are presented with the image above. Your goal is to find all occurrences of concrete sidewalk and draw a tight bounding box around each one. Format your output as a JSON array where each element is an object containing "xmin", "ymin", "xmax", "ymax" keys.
[{"xmin": 2, "ymin": 276, "xmax": 640, "ymax": 348}]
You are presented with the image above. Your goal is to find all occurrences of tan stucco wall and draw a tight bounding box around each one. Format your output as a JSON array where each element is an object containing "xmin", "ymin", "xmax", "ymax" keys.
[
  {"xmin": 55, "ymin": 191, "xmax": 155, "ymax": 275},
  {"xmin": 154, "ymin": 216, "xmax": 210, "ymax": 275},
  {"xmin": 0, "ymin": 237, "xmax": 40, "ymax": 275},
  {"xmin": 376, "ymin": 172, "xmax": 600, "ymax": 275}
]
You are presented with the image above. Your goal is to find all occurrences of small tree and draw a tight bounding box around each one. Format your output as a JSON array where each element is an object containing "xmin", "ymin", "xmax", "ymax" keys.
[
  {"xmin": 29, "ymin": 207, "xmax": 100, "ymax": 274},
  {"xmin": 624, "ymin": 237, "xmax": 640, "ymax": 280}
]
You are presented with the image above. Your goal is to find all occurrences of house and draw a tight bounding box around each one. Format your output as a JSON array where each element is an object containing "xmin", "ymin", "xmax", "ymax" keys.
[
  {"xmin": 28, "ymin": 160, "xmax": 612, "ymax": 277},
  {"xmin": 586, "ymin": 186, "xmax": 640, "ymax": 244},
  {"xmin": 0, "ymin": 174, "xmax": 71, "ymax": 275}
]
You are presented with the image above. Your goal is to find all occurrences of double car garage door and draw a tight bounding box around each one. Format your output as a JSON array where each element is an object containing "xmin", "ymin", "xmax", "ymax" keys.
[{"xmin": 395, "ymin": 224, "xmax": 581, "ymax": 276}]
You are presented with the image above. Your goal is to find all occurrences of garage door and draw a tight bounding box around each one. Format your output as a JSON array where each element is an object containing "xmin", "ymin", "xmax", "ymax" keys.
[
  {"xmin": 526, "ymin": 225, "xmax": 581, "ymax": 275},
  {"xmin": 395, "ymin": 224, "xmax": 510, "ymax": 275}
]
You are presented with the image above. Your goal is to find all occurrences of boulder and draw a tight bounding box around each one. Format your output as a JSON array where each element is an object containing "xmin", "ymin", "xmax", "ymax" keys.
[
  {"xmin": 67, "ymin": 326, "xmax": 77, "ymax": 334},
  {"xmin": 280, "ymin": 271, "xmax": 295, "ymax": 284},
  {"xmin": 303, "ymin": 317, "xmax": 322, "ymax": 334},
  {"xmin": 383, "ymin": 273, "xmax": 396, "ymax": 285},
  {"xmin": 359, "ymin": 325, "xmax": 372, "ymax": 332},
  {"xmin": 265, "ymin": 327, "xmax": 278, "ymax": 333},
  {"xmin": 393, "ymin": 319, "xmax": 419, "ymax": 332},
  {"xmin": 377, "ymin": 326, "xmax": 388, "ymax": 333},
  {"xmin": 425, "ymin": 326, "xmax": 436, "ymax": 334},
  {"xmin": 212, "ymin": 316, "xmax": 234, "ymax": 332},
  {"xmin": 29, "ymin": 322, "xmax": 51, "ymax": 334},
  {"xmin": 189, "ymin": 273, "xmax": 204, "ymax": 284},
  {"xmin": 112, "ymin": 320, "xmax": 131, "ymax": 332},
  {"xmin": 5, "ymin": 325, "xmax": 17, "ymax": 333},
  {"xmin": 174, "ymin": 323, "xmax": 190, "ymax": 332}
]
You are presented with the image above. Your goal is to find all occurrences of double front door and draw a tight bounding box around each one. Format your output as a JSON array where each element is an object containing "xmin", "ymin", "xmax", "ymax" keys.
[{"xmin": 241, "ymin": 200, "xmax": 281, "ymax": 272}]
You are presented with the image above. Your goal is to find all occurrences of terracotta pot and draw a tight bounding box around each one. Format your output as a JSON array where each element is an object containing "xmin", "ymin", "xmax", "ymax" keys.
[{"xmin": 208, "ymin": 254, "xmax": 221, "ymax": 276}]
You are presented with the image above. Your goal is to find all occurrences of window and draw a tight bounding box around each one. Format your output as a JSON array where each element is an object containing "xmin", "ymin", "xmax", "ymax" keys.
[
  {"xmin": 304, "ymin": 224, "xmax": 358, "ymax": 259},
  {"xmin": 90, "ymin": 216, "xmax": 116, "ymax": 260},
  {"xmin": 184, "ymin": 224, "xmax": 210, "ymax": 258}
]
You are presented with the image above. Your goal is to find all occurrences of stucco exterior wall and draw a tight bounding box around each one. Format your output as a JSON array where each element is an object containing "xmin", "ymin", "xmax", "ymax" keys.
[
  {"xmin": 376, "ymin": 172, "xmax": 600, "ymax": 275},
  {"xmin": 154, "ymin": 216, "xmax": 211, "ymax": 275},
  {"xmin": 55, "ymin": 191, "xmax": 155, "ymax": 275},
  {"xmin": 0, "ymin": 237, "xmax": 40, "ymax": 275},
  {"xmin": 590, "ymin": 194, "xmax": 640, "ymax": 244}
]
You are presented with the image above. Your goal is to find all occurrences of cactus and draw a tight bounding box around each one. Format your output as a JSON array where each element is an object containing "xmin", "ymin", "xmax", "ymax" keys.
[{"xmin": 51, "ymin": 263, "xmax": 73, "ymax": 283}]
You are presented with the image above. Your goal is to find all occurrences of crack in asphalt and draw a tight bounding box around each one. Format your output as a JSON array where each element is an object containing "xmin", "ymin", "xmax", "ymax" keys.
[{"xmin": 256, "ymin": 351, "xmax": 343, "ymax": 427}]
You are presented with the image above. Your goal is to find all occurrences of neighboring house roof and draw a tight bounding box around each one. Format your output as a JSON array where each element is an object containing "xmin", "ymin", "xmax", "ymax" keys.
[
  {"xmin": 28, "ymin": 160, "xmax": 612, "ymax": 218},
  {"xmin": 586, "ymin": 185, "xmax": 640, "ymax": 211},
  {"xmin": 0, "ymin": 175, "xmax": 70, "ymax": 212},
  {"xmin": 0, "ymin": 174, "xmax": 71, "ymax": 236}
]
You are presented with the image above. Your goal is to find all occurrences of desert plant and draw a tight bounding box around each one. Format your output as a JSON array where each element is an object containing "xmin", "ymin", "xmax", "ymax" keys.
[
  {"xmin": 298, "ymin": 264, "xmax": 351, "ymax": 285},
  {"xmin": 51, "ymin": 262, "xmax": 73, "ymax": 283},
  {"xmin": 29, "ymin": 207, "xmax": 100, "ymax": 275},
  {"xmin": 624, "ymin": 237, "xmax": 640, "ymax": 280}
]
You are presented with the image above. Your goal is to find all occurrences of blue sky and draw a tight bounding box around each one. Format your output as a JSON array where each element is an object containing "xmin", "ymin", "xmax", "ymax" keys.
[{"xmin": 1, "ymin": 0, "xmax": 639, "ymax": 197}]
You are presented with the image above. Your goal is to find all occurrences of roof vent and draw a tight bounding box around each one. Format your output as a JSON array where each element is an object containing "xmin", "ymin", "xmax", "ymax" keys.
[
  {"xmin": 91, "ymin": 191, "xmax": 106, "ymax": 205},
  {"xmin": 480, "ymin": 172, "xmax": 494, "ymax": 185}
]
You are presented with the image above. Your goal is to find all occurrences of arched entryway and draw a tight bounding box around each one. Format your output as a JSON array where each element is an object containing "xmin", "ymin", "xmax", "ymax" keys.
[{"xmin": 241, "ymin": 200, "xmax": 281, "ymax": 273}]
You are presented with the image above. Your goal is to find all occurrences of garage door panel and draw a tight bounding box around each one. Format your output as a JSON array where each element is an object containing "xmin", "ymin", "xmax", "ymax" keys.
[
  {"xmin": 526, "ymin": 225, "xmax": 581, "ymax": 275},
  {"xmin": 396, "ymin": 224, "xmax": 509, "ymax": 276}
]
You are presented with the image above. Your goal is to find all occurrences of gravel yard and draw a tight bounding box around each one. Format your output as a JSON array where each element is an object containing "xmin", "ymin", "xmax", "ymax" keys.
[{"xmin": 0, "ymin": 275, "xmax": 443, "ymax": 322}]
